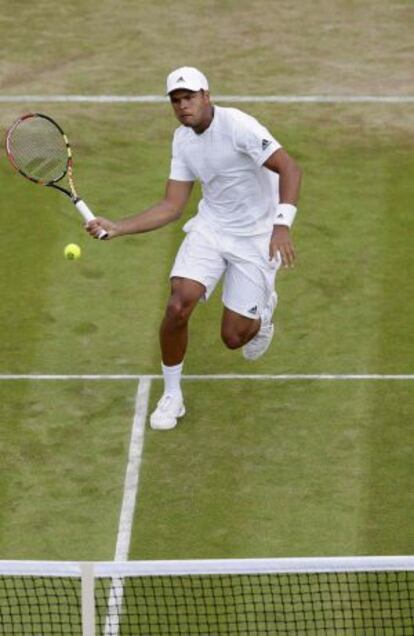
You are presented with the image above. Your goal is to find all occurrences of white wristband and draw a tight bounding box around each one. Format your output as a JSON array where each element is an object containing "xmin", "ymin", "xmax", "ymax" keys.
[{"xmin": 274, "ymin": 203, "xmax": 297, "ymax": 228}]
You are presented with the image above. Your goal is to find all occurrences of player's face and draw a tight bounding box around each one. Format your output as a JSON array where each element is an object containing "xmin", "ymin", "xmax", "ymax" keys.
[{"xmin": 169, "ymin": 89, "xmax": 213, "ymax": 133}]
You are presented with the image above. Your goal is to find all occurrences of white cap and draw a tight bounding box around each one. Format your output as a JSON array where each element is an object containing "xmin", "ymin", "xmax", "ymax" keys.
[{"xmin": 166, "ymin": 67, "xmax": 209, "ymax": 95}]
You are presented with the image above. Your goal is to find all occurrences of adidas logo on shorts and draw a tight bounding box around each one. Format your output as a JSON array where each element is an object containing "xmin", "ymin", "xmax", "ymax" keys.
[{"xmin": 248, "ymin": 305, "xmax": 258, "ymax": 315}]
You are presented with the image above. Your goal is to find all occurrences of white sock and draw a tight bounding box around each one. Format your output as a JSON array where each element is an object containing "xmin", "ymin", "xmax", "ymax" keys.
[{"xmin": 161, "ymin": 362, "xmax": 183, "ymax": 398}]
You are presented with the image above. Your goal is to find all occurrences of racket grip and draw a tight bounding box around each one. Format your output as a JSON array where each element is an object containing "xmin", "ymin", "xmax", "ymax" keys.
[{"xmin": 75, "ymin": 199, "xmax": 108, "ymax": 240}]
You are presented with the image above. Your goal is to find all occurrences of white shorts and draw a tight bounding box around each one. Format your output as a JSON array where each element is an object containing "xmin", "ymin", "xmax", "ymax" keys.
[{"xmin": 170, "ymin": 218, "xmax": 281, "ymax": 319}]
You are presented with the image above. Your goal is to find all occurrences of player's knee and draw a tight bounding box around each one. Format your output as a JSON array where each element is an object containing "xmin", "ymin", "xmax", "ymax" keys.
[
  {"xmin": 221, "ymin": 329, "xmax": 244, "ymax": 350},
  {"xmin": 165, "ymin": 297, "xmax": 193, "ymax": 326}
]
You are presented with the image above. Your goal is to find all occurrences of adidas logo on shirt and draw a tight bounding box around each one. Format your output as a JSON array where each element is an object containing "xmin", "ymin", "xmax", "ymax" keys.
[
  {"xmin": 248, "ymin": 305, "xmax": 258, "ymax": 315},
  {"xmin": 262, "ymin": 139, "xmax": 271, "ymax": 150}
]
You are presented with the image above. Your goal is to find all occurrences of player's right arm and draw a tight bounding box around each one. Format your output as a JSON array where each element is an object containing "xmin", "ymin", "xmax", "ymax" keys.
[{"xmin": 86, "ymin": 179, "xmax": 194, "ymax": 239}]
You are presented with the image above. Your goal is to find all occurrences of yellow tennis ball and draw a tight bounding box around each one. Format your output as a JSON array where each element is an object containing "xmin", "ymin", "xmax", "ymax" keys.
[{"xmin": 64, "ymin": 243, "xmax": 81, "ymax": 260}]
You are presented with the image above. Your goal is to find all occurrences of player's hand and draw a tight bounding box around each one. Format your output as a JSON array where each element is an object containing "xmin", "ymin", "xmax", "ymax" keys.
[
  {"xmin": 86, "ymin": 217, "xmax": 117, "ymax": 240},
  {"xmin": 269, "ymin": 225, "xmax": 296, "ymax": 268}
]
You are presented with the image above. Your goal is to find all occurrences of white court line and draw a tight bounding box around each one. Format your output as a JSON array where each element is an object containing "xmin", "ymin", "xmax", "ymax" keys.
[
  {"xmin": 114, "ymin": 377, "xmax": 151, "ymax": 560},
  {"xmin": 0, "ymin": 95, "xmax": 413, "ymax": 104},
  {"xmin": 104, "ymin": 377, "xmax": 151, "ymax": 636},
  {"xmin": 0, "ymin": 373, "xmax": 414, "ymax": 380}
]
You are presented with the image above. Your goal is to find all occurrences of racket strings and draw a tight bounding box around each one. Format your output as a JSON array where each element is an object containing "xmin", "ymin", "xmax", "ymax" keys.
[{"xmin": 8, "ymin": 117, "xmax": 68, "ymax": 183}]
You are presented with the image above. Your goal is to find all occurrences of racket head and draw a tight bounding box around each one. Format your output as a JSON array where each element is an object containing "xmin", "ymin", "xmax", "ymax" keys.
[{"xmin": 5, "ymin": 113, "xmax": 71, "ymax": 185}]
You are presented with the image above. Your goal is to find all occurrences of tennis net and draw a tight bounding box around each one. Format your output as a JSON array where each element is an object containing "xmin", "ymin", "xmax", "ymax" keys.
[{"xmin": 0, "ymin": 556, "xmax": 413, "ymax": 635}]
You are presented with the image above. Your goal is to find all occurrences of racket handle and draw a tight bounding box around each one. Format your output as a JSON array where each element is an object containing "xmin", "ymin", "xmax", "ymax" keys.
[{"xmin": 75, "ymin": 199, "xmax": 108, "ymax": 240}]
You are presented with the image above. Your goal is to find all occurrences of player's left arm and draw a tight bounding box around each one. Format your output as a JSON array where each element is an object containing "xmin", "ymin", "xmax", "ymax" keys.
[{"xmin": 264, "ymin": 148, "xmax": 302, "ymax": 268}]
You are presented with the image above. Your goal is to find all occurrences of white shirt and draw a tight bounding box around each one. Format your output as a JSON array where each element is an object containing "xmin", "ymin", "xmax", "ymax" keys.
[{"xmin": 169, "ymin": 105, "xmax": 281, "ymax": 236}]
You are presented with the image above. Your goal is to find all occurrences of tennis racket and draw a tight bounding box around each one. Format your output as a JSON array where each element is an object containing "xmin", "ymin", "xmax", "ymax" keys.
[{"xmin": 5, "ymin": 112, "xmax": 107, "ymax": 239}]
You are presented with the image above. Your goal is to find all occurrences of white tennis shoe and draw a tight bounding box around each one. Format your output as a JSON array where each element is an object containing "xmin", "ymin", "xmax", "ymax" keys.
[
  {"xmin": 242, "ymin": 291, "xmax": 277, "ymax": 360},
  {"xmin": 150, "ymin": 393, "xmax": 186, "ymax": 430}
]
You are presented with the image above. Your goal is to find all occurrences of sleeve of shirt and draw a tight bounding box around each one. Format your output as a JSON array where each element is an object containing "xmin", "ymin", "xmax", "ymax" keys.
[
  {"xmin": 169, "ymin": 131, "xmax": 196, "ymax": 181},
  {"xmin": 233, "ymin": 114, "xmax": 282, "ymax": 166}
]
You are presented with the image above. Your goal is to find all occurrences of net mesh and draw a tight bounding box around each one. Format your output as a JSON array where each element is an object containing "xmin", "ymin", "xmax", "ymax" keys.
[
  {"xmin": 97, "ymin": 570, "xmax": 414, "ymax": 635},
  {"xmin": 0, "ymin": 575, "xmax": 81, "ymax": 635},
  {"xmin": 7, "ymin": 115, "xmax": 68, "ymax": 182},
  {"xmin": 0, "ymin": 559, "xmax": 413, "ymax": 635}
]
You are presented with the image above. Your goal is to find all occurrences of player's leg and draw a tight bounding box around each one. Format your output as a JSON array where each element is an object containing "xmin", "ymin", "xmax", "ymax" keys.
[
  {"xmin": 241, "ymin": 290, "xmax": 278, "ymax": 360},
  {"xmin": 221, "ymin": 288, "xmax": 278, "ymax": 359},
  {"xmin": 150, "ymin": 277, "xmax": 204, "ymax": 431},
  {"xmin": 220, "ymin": 308, "xmax": 260, "ymax": 350},
  {"xmin": 160, "ymin": 276, "xmax": 205, "ymax": 366},
  {"xmin": 221, "ymin": 233, "xmax": 280, "ymax": 359},
  {"xmin": 150, "ymin": 226, "xmax": 225, "ymax": 431}
]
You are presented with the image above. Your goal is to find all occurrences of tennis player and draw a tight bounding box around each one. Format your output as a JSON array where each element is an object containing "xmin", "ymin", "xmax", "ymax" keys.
[{"xmin": 86, "ymin": 67, "xmax": 302, "ymax": 431}]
